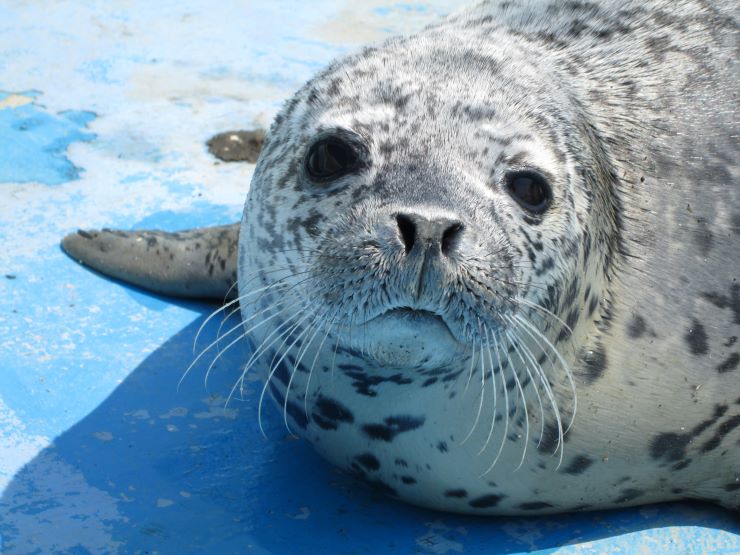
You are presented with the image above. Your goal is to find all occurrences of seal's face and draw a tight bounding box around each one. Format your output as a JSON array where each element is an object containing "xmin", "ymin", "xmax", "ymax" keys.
[{"xmin": 239, "ymin": 30, "xmax": 616, "ymax": 512}]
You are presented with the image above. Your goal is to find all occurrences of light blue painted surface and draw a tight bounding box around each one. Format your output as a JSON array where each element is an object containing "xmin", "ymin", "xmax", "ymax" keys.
[
  {"xmin": 0, "ymin": 92, "xmax": 96, "ymax": 185},
  {"xmin": 0, "ymin": 1, "xmax": 737, "ymax": 553}
]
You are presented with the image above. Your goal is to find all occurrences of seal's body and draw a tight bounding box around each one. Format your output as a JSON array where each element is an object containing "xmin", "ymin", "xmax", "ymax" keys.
[{"xmin": 63, "ymin": 0, "xmax": 739, "ymax": 514}]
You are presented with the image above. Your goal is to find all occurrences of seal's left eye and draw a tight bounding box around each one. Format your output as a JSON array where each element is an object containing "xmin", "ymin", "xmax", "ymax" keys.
[
  {"xmin": 305, "ymin": 138, "xmax": 359, "ymax": 182},
  {"xmin": 505, "ymin": 170, "xmax": 552, "ymax": 214}
]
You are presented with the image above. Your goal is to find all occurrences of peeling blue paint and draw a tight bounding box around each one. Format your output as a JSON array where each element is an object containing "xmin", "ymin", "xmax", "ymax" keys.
[
  {"xmin": 0, "ymin": 92, "xmax": 96, "ymax": 185},
  {"xmin": 132, "ymin": 202, "xmax": 241, "ymax": 230}
]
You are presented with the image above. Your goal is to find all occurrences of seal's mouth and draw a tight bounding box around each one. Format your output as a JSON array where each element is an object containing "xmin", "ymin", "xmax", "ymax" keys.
[
  {"xmin": 351, "ymin": 305, "xmax": 462, "ymax": 368},
  {"xmin": 369, "ymin": 306, "xmax": 457, "ymax": 339},
  {"xmin": 382, "ymin": 307, "xmax": 445, "ymax": 323}
]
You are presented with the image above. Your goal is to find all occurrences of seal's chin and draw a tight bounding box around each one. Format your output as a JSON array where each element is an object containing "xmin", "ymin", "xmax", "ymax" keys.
[{"xmin": 354, "ymin": 307, "xmax": 462, "ymax": 369}]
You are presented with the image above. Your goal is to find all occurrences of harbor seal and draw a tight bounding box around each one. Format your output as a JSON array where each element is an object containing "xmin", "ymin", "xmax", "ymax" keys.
[{"xmin": 62, "ymin": 0, "xmax": 739, "ymax": 515}]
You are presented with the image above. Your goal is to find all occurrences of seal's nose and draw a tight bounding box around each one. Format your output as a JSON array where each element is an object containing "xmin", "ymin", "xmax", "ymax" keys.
[{"xmin": 395, "ymin": 213, "xmax": 465, "ymax": 256}]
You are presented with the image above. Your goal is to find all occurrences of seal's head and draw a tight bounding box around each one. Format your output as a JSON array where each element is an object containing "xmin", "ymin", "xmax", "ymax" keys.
[{"xmin": 238, "ymin": 23, "xmax": 619, "ymax": 512}]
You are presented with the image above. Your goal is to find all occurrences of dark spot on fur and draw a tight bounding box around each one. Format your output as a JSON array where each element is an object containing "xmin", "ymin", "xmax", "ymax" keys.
[
  {"xmin": 587, "ymin": 295, "xmax": 599, "ymax": 316},
  {"xmin": 684, "ymin": 319, "xmax": 708, "ymax": 355},
  {"xmin": 444, "ymin": 489, "xmax": 467, "ymax": 498},
  {"xmin": 362, "ymin": 415, "xmax": 425, "ymax": 442},
  {"xmin": 627, "ymin": 314, "xmax": 646, "ymax": 338},
  {"xmin": 268, "ymin": 382, "xmax": 285, "ymax": 408},
  {"xmin": 401, "ymin": 476, "xmax": 416, "ymax": 485},
  {"xmin": 650, "ymin": 432, "xmax": 690, "ymax": 462},
  {"xmin": 671, "ymin": 459, "xmax": 691, "ymax": 471},
  {"xmin": 518, "ymin": 502, "xmax": 553, "ymax": 511},
  {"xmin": 469, "ymin": 494, "xmax": 504, "ymax": 508},
  {"xmin": 563, "ymin": 455, "xmax": 593, "ymax": 475},
  {"xmin": 618, "ymin": 488, "xmax": 645, "ymax": 503},
  {"xmin": 342, "ymin": 368, "xmax": 413, "ymax": 397},
  {"xmin": 701, "ymin": 414, "xmax": 740, "ymax": 453},
  {"xmin": 717, "ymin": 353, "xmax": 739, "ymax": 373},
  {"xmin": 286, "ymin": 400, "xmax": 308, "ymax": 430},
  {"xmin": 273, "ymin": 359, "xmax": 290, "ymax": 387},
  {"xmin": 437, "ymin": 441, "xmax": 448, "ymax": 453},
  {"xmin": 365, "ymin": 479, "xmax": 397, "ymax": 497},
  {"xmin": 700, "ymin": 284, "xmax": 740, "ymax": 325},
  {"xmin": 355, "ymin": 453, "xmax": 380, "ymax": 471},
  {"xmin": 580, "ymin": 344, "xmax": 607, "ymax": 383},
  {"xmin": 537, "ymin": 422, "xmax": 560, "ymax": 454},
  {"xmin": 692, "ymin": 217, "xmax": 713, "ymax": 256},
  {"xmin": 691, "ymin": 404, "xmax": 728, "ymax": 437},
  {"xmin": 311, "ymin": 396, "xmax": 354, "ymax": 430}
]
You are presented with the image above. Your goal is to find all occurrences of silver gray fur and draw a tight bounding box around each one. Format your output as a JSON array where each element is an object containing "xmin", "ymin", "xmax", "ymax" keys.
[
  {"xmin": 62, "ymin": 225, "xmax": 239, "ymax": 300},
  {"xmin": 65, "ymin": 0, "xmax": 738, "ymax": 515}
]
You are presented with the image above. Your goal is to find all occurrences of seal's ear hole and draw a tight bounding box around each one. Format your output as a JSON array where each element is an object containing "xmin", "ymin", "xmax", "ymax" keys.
[
  {"xmin": 305, "ymin": 137, "xmax": 360, "ymax": 183},
  {"xmin": 505, "ymin": 171, "xmax": 552, "ymax": 214}
]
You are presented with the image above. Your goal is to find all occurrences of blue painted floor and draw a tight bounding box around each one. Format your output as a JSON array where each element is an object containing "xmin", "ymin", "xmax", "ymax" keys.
[{"xmin": 0, "ymin": 1, "xmax": 738, "ymax": 553}]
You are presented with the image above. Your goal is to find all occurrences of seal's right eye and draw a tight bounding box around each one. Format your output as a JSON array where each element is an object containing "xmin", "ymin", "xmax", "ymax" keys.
[{"xmin": 305, "ymin": 138, "xmax": 359, "ymax": 182}]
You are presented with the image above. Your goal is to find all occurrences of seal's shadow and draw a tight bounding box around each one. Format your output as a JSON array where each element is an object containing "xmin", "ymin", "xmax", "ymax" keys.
[{"xmin": 1, "ymin": 304, "xmax": 737, "ymax": 554}]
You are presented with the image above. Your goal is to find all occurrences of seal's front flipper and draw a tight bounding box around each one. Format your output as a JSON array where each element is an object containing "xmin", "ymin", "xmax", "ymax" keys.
[{"xmin": 61, "ymin": 224, "xmax": 240, "ymax": 301}]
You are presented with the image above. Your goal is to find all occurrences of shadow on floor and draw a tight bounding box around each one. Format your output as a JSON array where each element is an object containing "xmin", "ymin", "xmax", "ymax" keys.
[{"xmin": 1, "ymin": 302, "xmax": 737, "ymax": 554}]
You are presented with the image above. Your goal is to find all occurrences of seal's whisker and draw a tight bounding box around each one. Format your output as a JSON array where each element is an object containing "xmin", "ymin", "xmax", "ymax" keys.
[
  {"xmin": 226, "ymin": 306, "xmax": 307, "ymax": 409},
  {"xmin": 223, "ymin": 303, "xmax": 309, "ymax": 404},
  {"xmin": 214, "ymin": 303, "xmax": 243, "ymax": 346},
  {"xmin": 192, "ymin": 280, "xmax": 279, "ymax": 355},
  {"xmin": 490, "ymin": 276, "xmax": 549, "ymax": 294},
  {"xmin": 222, "ymin": 278, "xmax": 240, "ymax": 305},
  {"xmin": 303, "ymin": 308, "xmax": 341, "ymax": 419},
  {"xmin": 201, "ymin": 296, "xmax": 305, "ymax": 389},
  {"xmin": 501, "ymin": 331, "xmax": 529, "ymax": 472},
  {"xmin": 514, "ymin": 313, "xmax": 577, "ymax": 436},
  {"xmin": 510, "ymin": 315, "xmax": 567, "ymax": 467},
  {"xmin": 252, "ymin": 303, "xmax": 313, "ymax": 376},
  {"xmin": 461, "ymin": 318, "xmax": 487, "ymax": 445},
  {"xmin": 505, "ymin": 322, "xmax": 547, "ymax": 450},
  {"xmin": 256, "ymin": 310, "xmax": 317, "ymax": 436},
  {"xmin": 192, "ymin": 266, "xmax": 310, "ymax": 354},
  {"xmin": 283, "ymin": 307, "xmax": 332, "ymax": 435},
  {"xmin": 202, "ymin": 316, "xmax": 249, "ymax": 388},
  {"xmin": 278, "ymin": 308, "xmax": 326, "ymax": 437},
  {"xmin": 517, "ymin": 297, "xmax": 573, "ymax": 336},
  {"xmin": 193, "ymin": 302, "xmax": 235, "ymax": 354},
  {"xmin": 463, "ymin": 333, "xmax": 479, "ymax": 393},
  {"xmin": 192, "ymin": 289, "xmax": 257, "ymax": 355},
  {"xmin": 518, "ymin": 336, "xmax": 557, "ymax": 450},
  {"xmin": 477, "ymin": 325, "xmax": 500, "ymax": 456},
  {"xmin": 179, "ymin": 295, "xmax": 300, "ymax": 390},
  {"xmin": 329, "ymin": 302, "xmax": 351, "ymax": 386},
  {"xmin": 481, "ymin": 328, "xmax": 510, "ymax": 476}
]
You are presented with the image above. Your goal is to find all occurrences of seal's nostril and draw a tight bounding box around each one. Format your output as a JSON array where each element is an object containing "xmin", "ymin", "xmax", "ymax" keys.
[
  {"xmin": 396, "ymin": 214, "xmax": 417, "ymax": 253},
  {"xmin": 441, "ymin": 222, "xmax": 464, "ymax": 255}
]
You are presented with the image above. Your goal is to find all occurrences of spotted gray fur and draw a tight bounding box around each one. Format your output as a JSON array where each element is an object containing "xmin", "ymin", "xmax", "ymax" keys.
[
  {"xmin": 238, "ymin": 0, "xmax": 739, "ymax": 515},
  {"xmin": 62, "ymin": 0, "xmax": 738, "ymax": 515}
]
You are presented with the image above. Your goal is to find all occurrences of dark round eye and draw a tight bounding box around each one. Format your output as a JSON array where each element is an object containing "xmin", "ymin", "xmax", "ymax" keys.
[
  {"xmin": 305, "ymin": 137, "xmax": 359, "ymax": 182},
  {"xmin": 505, "ymin": 171, "xmax": 552, "ymax": 214}
]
